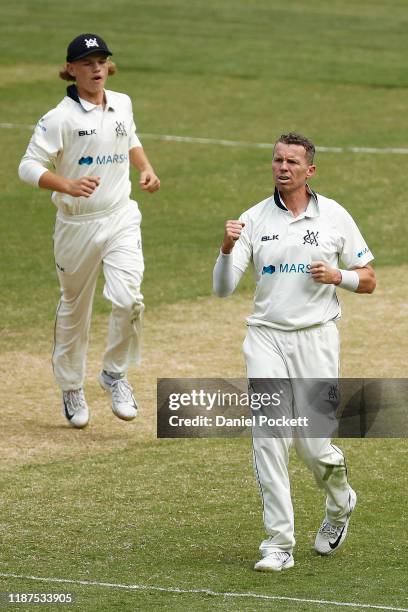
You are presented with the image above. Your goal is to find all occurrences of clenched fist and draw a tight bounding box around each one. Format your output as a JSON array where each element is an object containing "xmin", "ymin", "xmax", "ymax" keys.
[
  {"xmin": 66, "ymin": 176, "xmax": 100, "ymax": 197},
  {"xmin": 139, "ymin": 169, "xmax": 160, "ymax": 193},
  {"xmin": 221, "ymin": 220, "xmax": 245, "ymax": 254},
  {"xmin": 310, "ymin": 261, "xmax": 342, "ymax": 285}
]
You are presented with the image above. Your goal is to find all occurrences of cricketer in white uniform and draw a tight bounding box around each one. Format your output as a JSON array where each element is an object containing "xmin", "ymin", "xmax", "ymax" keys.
[
  {"xmin": 213, "ymin": 133, "xmax": 376, "ymax": 572},
  {"xmin": 19, "ymin": 33, "xmax": 160, "ymax": 429}
]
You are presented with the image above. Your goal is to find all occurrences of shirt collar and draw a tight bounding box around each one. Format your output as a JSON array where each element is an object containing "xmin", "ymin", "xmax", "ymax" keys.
[
  {"xmin": 273, "ymin": 185, "xmax": 319, "ymax": 218},
  {"xmin": 66, "ymin": 84, "xmax": 115, "ymax": 111}
]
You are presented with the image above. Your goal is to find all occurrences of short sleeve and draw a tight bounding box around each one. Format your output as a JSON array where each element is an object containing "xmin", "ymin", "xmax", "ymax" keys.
[
  {"xmin": 128, "ymin": 98, "xmax": 142, "ymax": 149},
  {"xmin": 28, "ymin": 111, "xmax": 63, "ymax": 166},
  {"xmin": 231, "ymin": 212, "xmax": 253, "ymax": 273},
  {"xmin": 18, "ymin": 109, "xmax": 63, "ymax": 185},
  {"xmin": 338, "ymin": 208, "xmax": 374, "ymax": 269}
]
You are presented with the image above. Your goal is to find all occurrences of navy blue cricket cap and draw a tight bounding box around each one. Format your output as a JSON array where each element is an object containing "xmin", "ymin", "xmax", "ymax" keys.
[{"xmin": 66, "ymin": 33, "xmax": 112, "ymax": 62}]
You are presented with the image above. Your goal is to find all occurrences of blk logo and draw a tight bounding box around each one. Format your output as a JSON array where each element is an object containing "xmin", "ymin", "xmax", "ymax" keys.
[
  {"xmin": 303, "ymin": 230, "xmax": 319, "ymax": 246},
  {"xmin": 261, "ymin": 235, "xmax": 279, "ymax": 241},
  {"xmin": 262, "ymin": 265, "xmax": 276, "ymax": 275},
  {"xmin": 78, "ymin": 129, "xmax": 96, "ymax": 136},
  {"xmin": 78, "ymin": 156, "xmax": 93, "ymax": 165}
]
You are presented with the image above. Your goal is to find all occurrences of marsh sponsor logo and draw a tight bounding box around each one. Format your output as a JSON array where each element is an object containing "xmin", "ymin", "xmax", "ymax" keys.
[
  {"xmin": 263, "ymin": 263, "xmax": 311, "ymax": 275},
  {"xmin": 36, "ymin": 119, "xmax": 47, "ymax": 132},
  {"xmin": 78, "ymin": 156, "xmax": 93, "ymax": 165},
  {"xmin": 262, "ymin": 265, "xmax": 276, "ymax": 275},
  {"xmin": 78, "ymin": 154, "xmax": 128, "ymax": 165},
  {"xmin": 96, "ymin": 153, "xmax": 128, "ymax": 164},
  {"xmin": 279, "ymin": 263, "xmax": 311, "ymax": 274},
  {"xmin": 358, "ymin": 246, "xmax": 369, "ymax": 258}
]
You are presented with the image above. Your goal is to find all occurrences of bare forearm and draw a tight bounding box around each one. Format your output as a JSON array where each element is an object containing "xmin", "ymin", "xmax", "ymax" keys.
[
  {"xmin": 129, "ymin": 147, "xmax": 160, "ymax": 193},
  {"xmin": 39, "ymin": 170, "xmax": 100, "ymax": 198},
  {"xmin": 129, "ymin": 147, "xmax": 154, "ymax": 172},
  {"xmin": 311, "ymin": 261, "xmax": 376, "ymax": 294},
  {"xmin": 354, "ymin": 266, "xmax": 376, "ymax": 294},
  {"xmin": 39, "ymin": 171, "xmax": 72, "ymax": 194}
]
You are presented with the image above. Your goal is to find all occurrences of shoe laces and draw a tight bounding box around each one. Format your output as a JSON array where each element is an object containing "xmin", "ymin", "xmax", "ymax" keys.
[
  {"xmin": 319, "ymin": 520, "xmax": 343, "ymax": 538},
  {"xmin": 64, "ymin": 389, "xmax": 86, "ymax": 413},
  {"xmin": 110, "ymin": 378, "xmax": 134, "ymax": 404}
]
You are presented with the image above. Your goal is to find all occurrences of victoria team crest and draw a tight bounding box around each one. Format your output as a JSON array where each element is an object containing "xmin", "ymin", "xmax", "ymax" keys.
[{"xmin": 115, "ymin": 121, "xmax": 127, "ymax": 136}]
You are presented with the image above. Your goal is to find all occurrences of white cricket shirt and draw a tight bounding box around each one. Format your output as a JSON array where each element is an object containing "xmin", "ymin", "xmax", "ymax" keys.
[
  {"xmin": 213, "ymin": 188, "xmax": 374, "ymax": 330},
  {"xmin": 19, "ymin": 85, "xmax": 142, "ymax": 217}
]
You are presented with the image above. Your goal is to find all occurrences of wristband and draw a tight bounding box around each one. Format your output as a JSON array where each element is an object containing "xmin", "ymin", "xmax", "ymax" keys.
[{"xmin": 338, "ymin": 269, "xmax": 359, "ymax": 292}]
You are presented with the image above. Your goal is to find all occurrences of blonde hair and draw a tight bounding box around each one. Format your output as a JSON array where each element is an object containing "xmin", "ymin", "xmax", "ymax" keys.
[{"xmin": 59, "ymin": 59, "xmax": 117, "ymax": 81}]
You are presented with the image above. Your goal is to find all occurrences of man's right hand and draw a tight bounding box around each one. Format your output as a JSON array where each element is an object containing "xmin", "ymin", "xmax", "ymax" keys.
[
  {"xmin": 66, "ymin": 176, "xmax": 100, "ymax": 197},
  {"xmin": 38, "ymin": 171, "xmax": 100, "ymax": 198},
  {"xmin": 221, "ymin": 220, "xmax": 245, "ymax": 254}
]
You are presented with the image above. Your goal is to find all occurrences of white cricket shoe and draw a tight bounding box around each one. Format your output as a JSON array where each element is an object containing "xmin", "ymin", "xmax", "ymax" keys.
[
  {"xmin": 254, "ymin": 552, "xmax": 294, "ymax": 572},
  {"xmin": 62, "ymin": 389, "xmax": 89, "ymax": 429},
  {"xmin": 314, "ymin": 488, "xmax": 357, "ymax": 555},
  {"xmin": 99, "ymin": 371, "xmax": 138, "ymax": 421}
]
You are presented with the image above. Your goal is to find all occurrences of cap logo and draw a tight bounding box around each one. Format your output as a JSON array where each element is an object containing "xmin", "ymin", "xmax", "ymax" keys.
[{"xmin": 84, "ymin": 37, "xmax": 99, "ymax": 49}]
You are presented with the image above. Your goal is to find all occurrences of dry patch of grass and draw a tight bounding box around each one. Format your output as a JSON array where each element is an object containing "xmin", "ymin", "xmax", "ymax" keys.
[
  {"xmin": 0, "ymin": 266, "xmax": 406, "ymax": 468},
  {"xmin": 339, "ymin": 267, "xmax": 407, "ymax": 377}
]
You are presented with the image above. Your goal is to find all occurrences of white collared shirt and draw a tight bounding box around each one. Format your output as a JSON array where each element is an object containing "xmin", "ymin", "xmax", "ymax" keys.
[
  {"xmin": 19, "ymin": 87, "xmax": 142, "ymax": 216},
  {"xmin": 213, "ymin": 188, "xmax": 374, "ymax": 330}
]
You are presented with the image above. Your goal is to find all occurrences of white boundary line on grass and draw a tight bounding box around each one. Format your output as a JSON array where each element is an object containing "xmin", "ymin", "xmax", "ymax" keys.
[
  {"xmin": 0, "ymin": 573, "xmax": 407, "ymax": 611},
  {"xmin": 139, "ymin": 133, "xmax": 408, "ymax": 155},
  {"xmin": 2, "ymin": 122, "xmax": 408, "ymax": 155}
]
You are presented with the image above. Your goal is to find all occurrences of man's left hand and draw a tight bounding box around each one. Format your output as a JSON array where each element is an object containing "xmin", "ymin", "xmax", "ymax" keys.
[
  {"xmin": 139, "ymin": 170, "xmax": 160, "ymax": 193},
  {"xmin": 310, "ymin": 261, "xmax": 341, "ymax": 285}
]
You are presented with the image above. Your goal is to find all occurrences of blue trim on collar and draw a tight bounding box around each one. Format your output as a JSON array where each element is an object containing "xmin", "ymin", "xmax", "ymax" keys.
[
  {"xmin": 66, "ymin": 84, "xmax": 114, "ymax": 111},
  {"xmin": 66, "ymin": 84, "xmax": 80, "ymax": 103},
  {"xmin": 273, "ymin": 186, "xmax": 318, "ymax": 212},
  {"xmin": 273, "ymin": 188, "xmax": 288, "ymax": 211}
]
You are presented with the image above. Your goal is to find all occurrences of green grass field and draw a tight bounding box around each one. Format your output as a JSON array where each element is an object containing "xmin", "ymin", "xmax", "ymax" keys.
[{"xmin": 0, "ymin": 1, "xmax": 407, "ymax": 610}]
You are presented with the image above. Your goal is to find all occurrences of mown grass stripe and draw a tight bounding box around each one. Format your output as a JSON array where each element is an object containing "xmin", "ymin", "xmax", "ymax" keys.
[{"xmin": 2, "ymin": 123, "xmax": 408, "ymax": 155}]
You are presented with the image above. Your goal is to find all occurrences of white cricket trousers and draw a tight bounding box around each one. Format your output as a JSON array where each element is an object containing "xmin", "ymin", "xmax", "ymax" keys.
[
  {"xmin": 243, "ymin": 322, "xmax": 351, "ymax": 556},
  {"xmin": 52, "ymin": 202, "xmax": 144, "ymax": 391}
]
